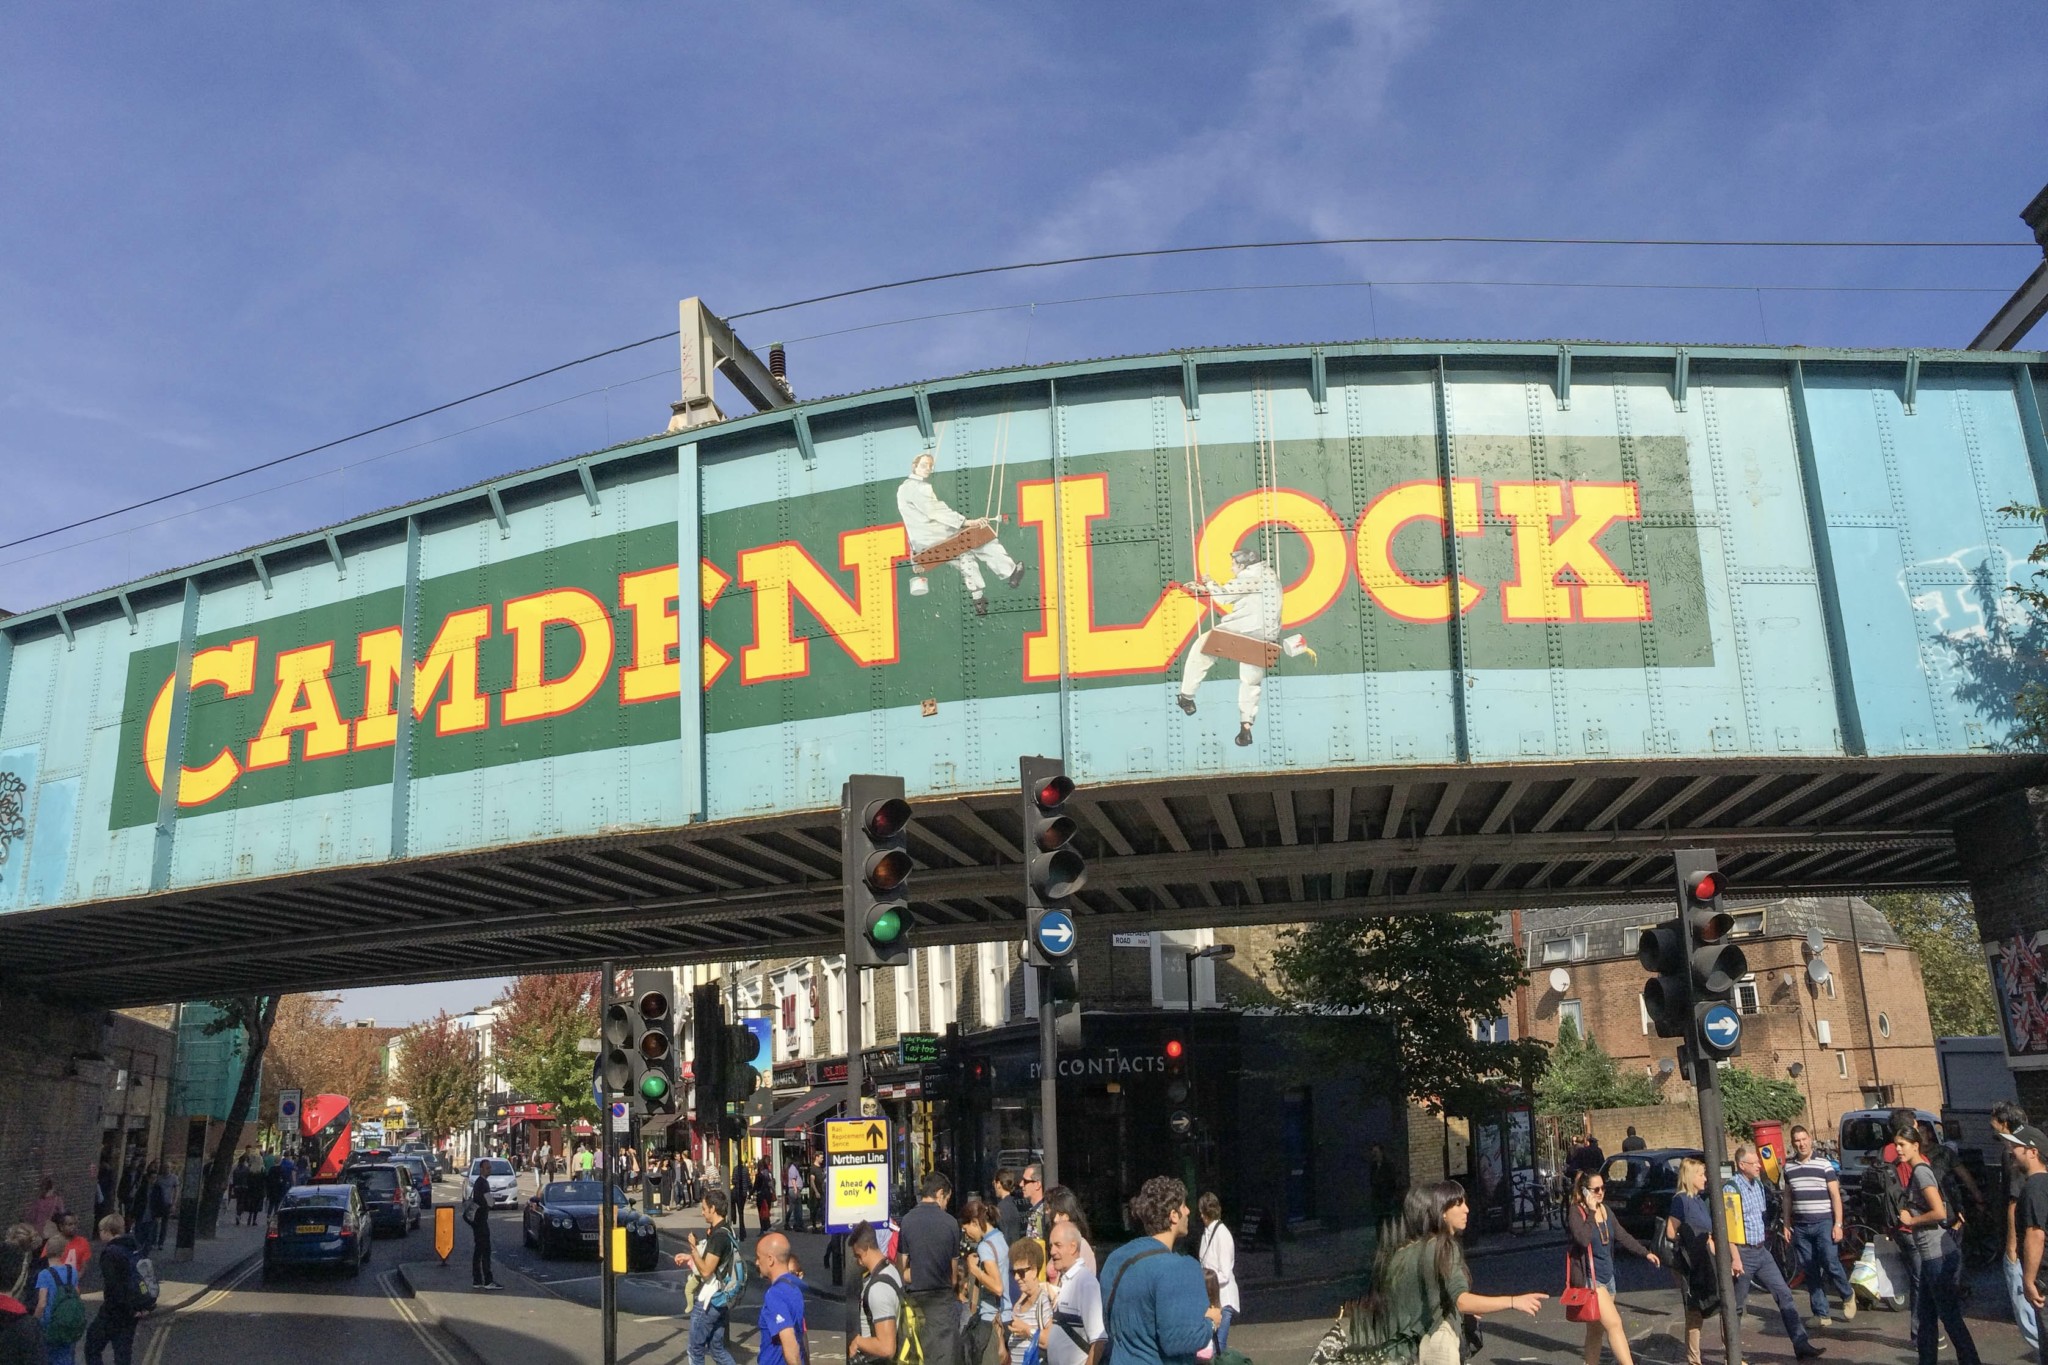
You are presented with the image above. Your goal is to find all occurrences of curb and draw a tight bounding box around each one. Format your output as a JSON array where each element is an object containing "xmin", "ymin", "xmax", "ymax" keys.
[{"xmin": 162, "ymin": 1248, "xmax": 264, "ymax": 1314}]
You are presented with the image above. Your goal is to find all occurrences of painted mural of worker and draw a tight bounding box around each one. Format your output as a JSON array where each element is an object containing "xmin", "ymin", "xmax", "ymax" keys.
[
  {"xmin": 1176, "ymin": 545, "xmax": 1283, "ymax": 747},
  {"xmin": 897, "ymin": 451, "xmax": 1027, "ymax": 616}
]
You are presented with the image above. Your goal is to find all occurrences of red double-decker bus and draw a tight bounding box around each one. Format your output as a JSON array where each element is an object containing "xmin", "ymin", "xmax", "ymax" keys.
[{"xmin": 299, "ymin": 1094, "xmax": 353, "ymax": 1179}]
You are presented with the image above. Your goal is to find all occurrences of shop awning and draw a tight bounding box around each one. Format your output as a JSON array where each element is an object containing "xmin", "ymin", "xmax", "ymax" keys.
[{"xmin": 753, "ymin": 1088, "xmax": 841, "ymax": 1137}]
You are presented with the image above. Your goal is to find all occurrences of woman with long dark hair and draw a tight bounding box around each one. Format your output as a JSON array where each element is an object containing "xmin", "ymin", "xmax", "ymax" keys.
[
  {"xmin": 1566, "ymin": 1167, "xmax": 1656, "ymax": 1365},
  {"xmin": 1312, "ymin": 1181, "xmax": 1546, "ymax": 1365}
]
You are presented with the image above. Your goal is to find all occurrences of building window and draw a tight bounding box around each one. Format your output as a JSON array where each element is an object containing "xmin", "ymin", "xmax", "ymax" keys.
[
  {"xmin": 1558, "ymin": 999, "xmax": 1584, "ymax": 1036},
  {"xmin": 1735, "ymin": 976, "xmax": 1760, "ymax": 1015},
  {"xmin": 1878, "ymin": 1012, "xmax": 1892, "ymax": 1039},
  {"xmin": 927, "ymin": 947, "xmax": 957, "ymax": 1029},
  {"xmin": 1731, "ymin": 910, "xmax": 1766, "ymax": 936},
  {"xmin": 1837, "ymin": 1051, "xmax": 1849, "ymax": 1077},
  {"xmin": 1152, "ymin": 930, "xmax": 1218, "ymax": 1007},
  {"xmin": 1622, "ymin": 926, "xmax": 1643, "ymax": 957},
  {"xmin": 976, "ymin": 943, "xmax": 1007, "ymax": 1028},
  {"xmin": 1823, "ymin": 975, "xmax": 1837, "ymax": 999},
  {"xmin": 1472, "ymin": 1016, "xmax": 1509, "ymax": 1044},
  {"xmin": 1540, "ymin": 933, "xmax": 1588, "ymax": 965},
  {"xmin": 895, "ymin": 962, "xmax": 917, "ymax": 1038}
]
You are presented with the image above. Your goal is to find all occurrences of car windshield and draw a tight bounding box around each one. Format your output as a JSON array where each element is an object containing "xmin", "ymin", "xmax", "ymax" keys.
[
  {"xmin": 350, "ymin": 1167, "xmax": 401, "ymax": 1192},
  {"xmin": 282, "ymin": 1191, "xmax": 350, "ymax": 1210},
  {"xmin": 545, "ymin": 1182, "xmax": 622, "ymax": 1204},
  {"xmin": 1841, "ymin": 1117, "xmax": 1894, "ymax": 1152},
  {"xmin": 477, "ymin": 1160, "xmax": 514, "ymax": 1178}
]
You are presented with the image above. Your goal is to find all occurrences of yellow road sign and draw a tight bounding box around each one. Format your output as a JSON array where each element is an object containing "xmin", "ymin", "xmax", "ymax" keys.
[
  {"xmin": 826, "ymin": 1117, "xmax": 889, "ymax": 1154},
  {"xmin": 434, "ymin": 1206, "xmax": 454, "ymax": 1262}
]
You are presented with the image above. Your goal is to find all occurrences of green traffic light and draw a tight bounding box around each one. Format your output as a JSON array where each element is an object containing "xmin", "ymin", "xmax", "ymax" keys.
[
  {"xmin": 870, "ymin": 907, "xmax": 904, "ymax": 943},
  {"xmin": 640, "ymin": 1074, "xmax": 670, "ymax": 1101}
]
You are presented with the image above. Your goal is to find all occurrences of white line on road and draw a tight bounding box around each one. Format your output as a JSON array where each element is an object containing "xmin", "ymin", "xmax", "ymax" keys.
[{"xmin": 381, "ymin": 1269, "xmax": 464, "ymax": 1365}]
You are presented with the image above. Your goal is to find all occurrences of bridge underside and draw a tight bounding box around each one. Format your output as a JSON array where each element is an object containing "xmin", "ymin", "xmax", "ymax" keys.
[{"xmin": 7, "ymin": 755, "xmax": 2035, "ymax": 1008}]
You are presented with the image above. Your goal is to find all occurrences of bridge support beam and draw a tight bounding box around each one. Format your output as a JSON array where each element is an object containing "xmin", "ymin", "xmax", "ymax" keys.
[{"xmin": 1956, "ymin": 787, "xmax": 2048, "ymax": 1115}]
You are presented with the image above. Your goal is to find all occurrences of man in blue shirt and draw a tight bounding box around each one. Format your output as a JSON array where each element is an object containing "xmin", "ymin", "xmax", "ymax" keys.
[
  {"xmin": 1098, "ymin": 1177, "xmax": 1212, "ymax": 1365},
  {"xmin": 754, "ymin": 1232, "xmax": 807, "ymax": 1365},
  {"xmin": 1731, "ymin": 1143, "xmax": 1823, "ymax": 1359}
]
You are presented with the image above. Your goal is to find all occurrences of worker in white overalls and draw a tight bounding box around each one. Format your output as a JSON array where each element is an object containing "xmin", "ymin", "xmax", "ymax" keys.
[
  {"xmin": 896, "ymin": 451, "xmax": 1026, "ymax": 616},
  {"xmin": 1176, "ymin": 546, "xmax": 1283, "ymax": 746}
]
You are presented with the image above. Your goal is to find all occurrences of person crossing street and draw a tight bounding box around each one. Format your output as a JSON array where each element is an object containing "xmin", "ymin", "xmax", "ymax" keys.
[
  {"xmin": 1780, "ymin": 1124, "xmax": 1856, "ymax": 1326},
  {"xmin": 1728, "ymin": 1143, "xmax": 1822, "ymax": 1359}
]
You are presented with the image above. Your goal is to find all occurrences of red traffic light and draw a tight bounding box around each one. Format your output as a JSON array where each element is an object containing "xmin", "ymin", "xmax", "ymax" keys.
[
  {"xmin": 1035, "ymin": 776, "xmax": 1075, "ymax": 811},
  {"xmin": 1165, "ymin": 1038, "xmax": 1185, "ymax": 1060},
  {"xmin": 864, "ymin": 796, "xmax": 912, "ymax": 840},
  {"xmin": 638, "ymin": 991, "xmax": 670, "ymax": 1019},
  {"xmin": 1686, "ymin": 871, "xmax": 1721, "ymax": 903}
]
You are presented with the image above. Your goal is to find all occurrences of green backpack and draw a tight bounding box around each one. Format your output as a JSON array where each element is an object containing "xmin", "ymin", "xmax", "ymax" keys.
[{"xmin": 44, "ymin": 1267, "xmax": 87, "ymax": 1346}]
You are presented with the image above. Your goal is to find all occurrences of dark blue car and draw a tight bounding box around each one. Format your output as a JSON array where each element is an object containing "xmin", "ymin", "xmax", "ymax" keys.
[
  {"xmin": 263, "ymin": 1184, "xmax": 371, "ymax": 1280},
  {"xmin": 347, "ymin": 1162, "xmax": 416, "ymax": 1235}
]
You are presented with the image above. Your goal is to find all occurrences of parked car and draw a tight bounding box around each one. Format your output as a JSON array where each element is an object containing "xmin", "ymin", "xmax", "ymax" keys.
[
  {"xmin": 348, "ymin": 1162, "xmax": 417, "ymax": 1235},
  {"xmin": 466, "ymin": 1157, "xmax": 522, "ymax": 1208},
  {"xmin": 264, "ymin": 1184, "xmax": 371, "ymax": 1280},
  {"xmin": 1604, "ymin": 1147, "xmax": 1704, "ymax": 1240},
  {"xmin": 522, "ymin": 1179, "xmax": 661, "ymax": 1268},
  {"xmin": 389, "ymin": 1153, "xmax": 434, "ymax": 1209}
]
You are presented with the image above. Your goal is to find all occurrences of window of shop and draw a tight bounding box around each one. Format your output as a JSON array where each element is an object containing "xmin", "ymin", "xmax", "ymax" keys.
[{"xmin": 1151, "ymin": 930, "xmax": 1218, "ymax": 1007}]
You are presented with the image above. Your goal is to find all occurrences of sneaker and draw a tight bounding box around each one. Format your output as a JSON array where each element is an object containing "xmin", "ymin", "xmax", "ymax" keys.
[
  {"xmin": 483, "ymin": 1281, "xmax": 503, "ymax": 1291},
  {"xmin": 1840, "ymin": 1293, "xmax": 1856, "ymax": 1321},
  {"xmin": 1176, "ymin": 695, "xmax": 1197, "ymax": 716}
]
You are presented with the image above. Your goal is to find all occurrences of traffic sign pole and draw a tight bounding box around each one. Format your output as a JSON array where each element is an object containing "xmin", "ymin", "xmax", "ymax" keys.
[{"xmin": 599, "ymin": 959, "xmax": 617, "ymax": 1365}]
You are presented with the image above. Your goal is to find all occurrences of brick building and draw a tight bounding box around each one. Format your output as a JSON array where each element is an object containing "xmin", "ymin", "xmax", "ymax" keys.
[{"xmin": 1516, "ymin": 896, "xmax": 1942, "ymax": 1136}]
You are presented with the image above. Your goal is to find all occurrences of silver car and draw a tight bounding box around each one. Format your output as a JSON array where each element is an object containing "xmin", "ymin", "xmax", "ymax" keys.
[{"xmin": 464, "ymin": 1157, "xmax": 521, "ymax": 1208}]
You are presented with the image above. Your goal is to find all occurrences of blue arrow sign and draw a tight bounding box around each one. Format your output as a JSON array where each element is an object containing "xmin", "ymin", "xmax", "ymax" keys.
[
  {"xmin": 1035, "ymin": 910, "xmax": 1077, "ymax": 959},
  {"xmin": 1700, "ymin": 1004, "xmax": 1742, "ymax": 1052}
]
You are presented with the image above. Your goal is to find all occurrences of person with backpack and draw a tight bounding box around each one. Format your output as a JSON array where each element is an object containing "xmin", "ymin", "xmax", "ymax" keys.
[
  {"xmin": 1096, "ymin": 1177, "xmax": 1216, "ymax": 1365},
  {"xmin": 0, "ymin": 1240, "xmax": 43, "ymax": 1365},
  {"xmin": 848, "ymin": 1220, "xmax": 902, "ymax": 1365},
  {"xmin": 1894, "ymin": 1123, "xmax": 1981, "ymax": 1365},
  {"xmin": 84, "ymin": 1215, "xmax": 152, "ymax": 1365},
  {"xmin": 33, "ymin": 1233, "xmax": 84, "ymax": 1364},
  {"xmin": 896, "ymin": 1174, "xmax": 961, "ymax": 1365},
  {"xmin": 674, "ymin": 1190, "xmax": 740, "ymax": 1365}
]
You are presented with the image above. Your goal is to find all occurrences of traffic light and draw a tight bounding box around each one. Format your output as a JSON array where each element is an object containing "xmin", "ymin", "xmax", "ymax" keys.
[
  {"xmin": 1020, "ymin": 756, "xmax": 1085, "ymax": 968},
  {"xmin": 726, "ymin": 1022, "xmax": 761, "ymax": 1109},
  {"xmin": 845, "ymin": 774, "xmax": 914, "ymax": 967},
  {"xmin": 690, "ymin": 983, "xmax": 727, "ymax": 1131},
  {"xmin": 1638, "ymin": 916, "xmax": 1690, "ymax": 1038},
  {"xmin": 1164, "ymin": 1034, "xmax": 1193, "ymax": 1140},
  {"xmin": 600, "ymin": 995, "xmax": 635, "ymax": 1098},
  {"xmin": 632, "ymin": 970, "xmax": 679, "ymax": 1119},
  {"xmin": 1678, "ymin": 849, "xmax": 1746, "ymax": 1058}
]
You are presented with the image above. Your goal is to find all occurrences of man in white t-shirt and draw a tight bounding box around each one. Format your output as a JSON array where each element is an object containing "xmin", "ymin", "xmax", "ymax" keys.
[{"xmin": 1048, "ymin": 1221, "xmax": 1106, "ymax": 1365}]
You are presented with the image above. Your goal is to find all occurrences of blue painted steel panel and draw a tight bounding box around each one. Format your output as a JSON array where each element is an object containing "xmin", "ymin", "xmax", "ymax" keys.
[{"xmin": 0, "ymin": 344, "xmax": 2040, "ymax": 914}]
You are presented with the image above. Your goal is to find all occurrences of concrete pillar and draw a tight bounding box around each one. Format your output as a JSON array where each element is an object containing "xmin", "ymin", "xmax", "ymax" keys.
[{"xmin": 1955, "ymin": 787, "xmax": 2048, "ymax": 1116}]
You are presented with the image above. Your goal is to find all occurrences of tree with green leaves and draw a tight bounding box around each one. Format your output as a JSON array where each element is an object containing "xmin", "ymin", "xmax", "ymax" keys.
[
  {"xmin": 196, "ymin": 994, "xmax": 279, "ymax": 1234},
  {"xmin": 493, "ymin": 973, "xmax": 601, "ymax": 1124},
  {"xmin": 1870, "ymin": 892, "xmax": 2000, "ymax": 1038},
  {"xmin": 1268, "ymin": 911, "xmax": 1546, "ymax": 1115},
  {"xmin": 1717, "ymin": 1063, "xmax": 1807, "ymax": 1140},
  {"xmin": 395, "ymin": 1011, "xmax": 485, "ymax": 1142},
  {"xmin": 1533, "ymin": 1015, "xmax": 1660, "ymax": 1120}
]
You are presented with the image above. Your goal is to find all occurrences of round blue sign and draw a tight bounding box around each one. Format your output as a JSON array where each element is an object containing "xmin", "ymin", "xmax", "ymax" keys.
[
  {"xmin": 1700, "ymin": 1004, "xmax": 1742, "ymax": 1052},
  {"xmin": 1034, "ymin": 909, "xmax": 1077, "ymax": 959}
]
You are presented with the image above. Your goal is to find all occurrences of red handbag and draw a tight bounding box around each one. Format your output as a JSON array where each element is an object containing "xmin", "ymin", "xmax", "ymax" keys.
[{"xmin": 1562, "ymin": 1245, "xmax": 1602, "ymax": 1323}]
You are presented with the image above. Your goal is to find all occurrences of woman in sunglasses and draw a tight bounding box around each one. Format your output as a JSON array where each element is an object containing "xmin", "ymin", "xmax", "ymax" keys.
[{"xmin": 1567, "ymin": 1168, "xmax": 1657, "ymax": 1365}]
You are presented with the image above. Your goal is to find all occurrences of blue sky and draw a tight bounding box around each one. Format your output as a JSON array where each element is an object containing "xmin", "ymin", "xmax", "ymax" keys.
[{"xmin": 3, "ymin": 2, "xmax": 2043, "ymax": 1024}]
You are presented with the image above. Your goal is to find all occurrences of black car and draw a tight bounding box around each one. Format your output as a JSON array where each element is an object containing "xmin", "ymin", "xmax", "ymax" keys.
[
  {"xmin": 263, "ymin": 1184, "xmax": 372, "ymax": 1280},
  {"xmin": 522, "ymin": 1180, "xmax": 660, "ymax": 1268},
  {"xmin": 1604, "ymin": 1147, "xmax": 1703, "ymax": 1240},
  {"xmin": 347, "ymin": 1162, "xmax": 418, "ymax": 1235}
]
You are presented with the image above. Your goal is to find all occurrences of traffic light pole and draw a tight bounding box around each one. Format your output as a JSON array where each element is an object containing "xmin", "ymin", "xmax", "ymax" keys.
[
  {"xmin": 1691, "ymin": 1043, "xmax": 1741, "ymax": 1365},
  {"xmin": 600, "ymin": 960, "xmax": 618, "ymax": 1365},
  {"xmin": 1038, "ymin": 964, "xmax": 1059, "ymax": 1188}
]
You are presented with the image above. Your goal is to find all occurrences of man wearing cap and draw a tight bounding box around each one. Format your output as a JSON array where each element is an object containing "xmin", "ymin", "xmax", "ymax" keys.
[
  {"xmin": 2009, "ymin": 1123, "xmax": 2048, "ymax": 1365},
  {"xmin": 1997, "ymin": 1103, "xmax": 2039, "ymax": 1352}
]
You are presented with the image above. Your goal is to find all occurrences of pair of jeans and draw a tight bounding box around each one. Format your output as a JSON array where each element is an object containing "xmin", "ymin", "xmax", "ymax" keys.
[
  {"xmin": 1733, "ymin": 1244, "xmax": 1813, "ymax": 1349},
  {"xmin": 1913, "ymin": 1247, "xmax": 1981, "ymax": 1365},
  {"xmin": 471, "ymin": 1218, "xmax": 494, "ymax": 1285},
  {"xmin": 2007, "ymin": 1255, "xmax": 2041, "ymax": 1352},
  {"xmin": 84, "ymin": 1312, "xmax": 135, "ymax": 1365},
  {"xmin": 1214, "ymin": 1307, "xmax": 1236, "ymax": 1353},
  {"xmin": 689, "ymin": 1302, "xmax": 738, "ymax": 1365},
  {"xmin": 909, "ymin": 1290, "xmax": 959, "ymax": 1365},
  {"xmin": 1790, "ymin": 1222, "xmax": 1853, "ymax": 1317}
]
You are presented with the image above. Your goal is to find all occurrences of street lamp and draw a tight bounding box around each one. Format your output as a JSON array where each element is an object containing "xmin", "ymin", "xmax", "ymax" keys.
[{"xmin": 1182, "ymin": 944, "xmax": 1235, "ymax": 1013}]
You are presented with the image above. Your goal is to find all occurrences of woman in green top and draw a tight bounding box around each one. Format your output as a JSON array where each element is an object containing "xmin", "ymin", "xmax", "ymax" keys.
[{"xmin": 1313, "ymin": 1182, "xmax": 1548, "ymax": 1365}]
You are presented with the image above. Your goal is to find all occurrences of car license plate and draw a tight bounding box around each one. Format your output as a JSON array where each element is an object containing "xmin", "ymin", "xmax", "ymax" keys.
[
  {"xmin": 581, "ymin": 1232, "xmax": 598, "ymax": 1241},
  {"xmin": 296, "ymin": 1224, "xmax": 324, "ymax": 1234}
]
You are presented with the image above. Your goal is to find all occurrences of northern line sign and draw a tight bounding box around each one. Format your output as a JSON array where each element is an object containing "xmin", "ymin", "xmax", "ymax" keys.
[{"xmin": 0, "ymin": 341, "xmax": 2038, "ymax": 912}]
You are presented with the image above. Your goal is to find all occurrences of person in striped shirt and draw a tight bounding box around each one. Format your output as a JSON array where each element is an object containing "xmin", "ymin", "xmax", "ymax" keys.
[{"xmin": 1781, "ymin": 1125, "xmax": 1857, "ymax": 1323}]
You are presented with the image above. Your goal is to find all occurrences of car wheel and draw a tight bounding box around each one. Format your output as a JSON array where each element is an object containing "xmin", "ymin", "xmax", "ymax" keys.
[{"xmin": 524, "ymin": 1220, "xmax": 535, "ymax": 1248}]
